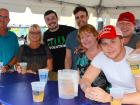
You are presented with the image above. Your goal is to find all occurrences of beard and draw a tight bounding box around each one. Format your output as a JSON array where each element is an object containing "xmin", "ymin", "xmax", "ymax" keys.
[
  {"xmin": 49, "ymin": 24, "xmax": 59, "ymax": 32},
  {"xmin": 78, "ymin": 21, "xmax": 87, "ymax": 28}
]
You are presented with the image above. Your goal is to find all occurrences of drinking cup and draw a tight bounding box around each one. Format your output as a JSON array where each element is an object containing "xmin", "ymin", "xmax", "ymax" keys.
[
  {"xmin": 127, "ymin": 54, "xmax": 140, "ymax": 77},
  {"xmin": 58, "ymin": 70, "xmax": 79, "ymax": 99},
  {"xmin": 110, "ymin": 87, "xmax": 124, "ymax": 105},
  {"xmin": 31, "ymin": 81, "xmax": 46, "ymax": 102},
  {"xmin": 38, "ymin": 69, "xmax": 49, "ymax": 82}
]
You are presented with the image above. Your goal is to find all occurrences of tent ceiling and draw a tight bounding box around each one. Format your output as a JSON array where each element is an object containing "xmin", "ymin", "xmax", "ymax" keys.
[
  {"xmin": 56, "ymin": 0, "xmax": 140, "ymax": 7},
  {"xmin": 0, "ymin": 0, "xmax": 140, "ymax": 19}
]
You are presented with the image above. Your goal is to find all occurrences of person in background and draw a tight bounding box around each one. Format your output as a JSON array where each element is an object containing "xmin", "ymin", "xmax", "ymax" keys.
[
  {"xmin": 80, "ymin": 25, "xmax": 140, "ymax": 104},
  {"xmin": 76, "ymin": 24, "xmax": 109, "ymax": 91},
  {"xmin": 65, "ymin": 6, "xmax": 89, "ymax": 69},
  {"xmin": 0, "ymin": 8, "xmax": 19, "ymax": 73},
  {"xmin": 116, "ymin": 11, "xmax": 140, "ymax": 49},
  {"xmin": 16, "ymin": 24, "xmax": 52, "ymax": 74},
  {"xmin": 43, "ymin": 10, "xmax": 76, "ymax": 73}
]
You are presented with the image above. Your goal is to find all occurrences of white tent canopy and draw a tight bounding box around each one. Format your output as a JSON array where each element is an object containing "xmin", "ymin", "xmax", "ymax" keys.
[{"xmin": 1, "ymin": 0, "xmax": 140, "ymax": 19}]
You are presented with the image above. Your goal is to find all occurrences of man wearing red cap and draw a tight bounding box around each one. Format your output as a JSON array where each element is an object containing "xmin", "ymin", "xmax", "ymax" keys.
[
  {"xmin": 116, "ymin": 11, "xmax": 140, "ymax": 49},
  {"xmin": 80, "ymin": 25, "xmax": 140, "ymax": 104}
]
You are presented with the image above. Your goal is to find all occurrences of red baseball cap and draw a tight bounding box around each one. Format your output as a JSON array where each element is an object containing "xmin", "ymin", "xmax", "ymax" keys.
[
  {"xmin": 97, "ymin": 25, "xmax": 123, "ymax": 40},
  {"xmin": 117, "ymin": 12, "xmax": 135, "ymax": 25}
]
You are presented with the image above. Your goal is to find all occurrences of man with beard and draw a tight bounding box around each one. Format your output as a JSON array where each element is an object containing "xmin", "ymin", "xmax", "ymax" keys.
[
  {"xmin": 65, "ymin": 6, "xmax": 89, "ymax": 69},
  {"xmin": 43, "ymin": 10, "xmax": 76, "ymax": 74},
  {"xmin": 0, "ymin": 8, "xmax": 19, "ymax": 73}
]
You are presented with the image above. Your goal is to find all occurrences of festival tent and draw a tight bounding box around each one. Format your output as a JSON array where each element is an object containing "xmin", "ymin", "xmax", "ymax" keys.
[
  {"xmin": 1, "ymin": 0, "xmax": 140, "ymax": 42},
  {"xmin": 0, "ymin": 0, "xmax": 140, "ymax": 19}
]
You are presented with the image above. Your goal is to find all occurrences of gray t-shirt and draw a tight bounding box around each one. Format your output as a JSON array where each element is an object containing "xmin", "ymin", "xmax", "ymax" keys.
[{"xmin": 126, "ymin": 34, "xmax": 140, "ymax": 49}]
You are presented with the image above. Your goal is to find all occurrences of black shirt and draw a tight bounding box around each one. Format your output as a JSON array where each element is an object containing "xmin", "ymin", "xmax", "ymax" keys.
[
  {"xmin": 43, "ymin": 25, "xmax": 76, "ymax": 72},
  {"xmin": 18, "ymin": 44, "xmax": 52, "ymax": 72}
]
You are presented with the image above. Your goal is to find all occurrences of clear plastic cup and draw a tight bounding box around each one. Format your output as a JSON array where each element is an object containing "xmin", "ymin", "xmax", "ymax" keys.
[
  {"xmin": 127, "ymin": 54, "xmax": 140, "ymax": 77},
  {"xmin": 58, "ymin": 70, "xmax": 79, "ymax": 99},
  {"xmin": 19, "ymin": 62, "xmax": 27, "ymax": 73},
  {"xmin": 38, "ymin": 69, "xmax": 49, "ymax": 82},
  {"xmin": 0, "ymin": 62, "xmax": 3, "ymax": 76},
  {"xmin": 0, "ymin": 62, "xmax": 3, "ymax": 69},
  {"xmin": 31, "ymin": 81, "xmax": 46, "ymax": 102},
  {"xmin": 110, "ymin": 87, "xmax": 124, "ymax": 105},
  {"xmin": 0, "ymin": 69, "xmax": 2, "ymax": 76}
]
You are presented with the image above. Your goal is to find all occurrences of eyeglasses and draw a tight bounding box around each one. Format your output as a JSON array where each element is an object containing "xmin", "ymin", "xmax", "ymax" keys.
[
  {"xmin": 0, "ymin": 15, "xmax": 8, "ymax": 19},
  {"xmin": 29, "ymin": 31, "xmax": 41, "ymax": 35}
]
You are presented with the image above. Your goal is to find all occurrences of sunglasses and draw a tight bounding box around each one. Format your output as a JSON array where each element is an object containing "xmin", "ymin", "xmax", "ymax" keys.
[{"xmin": 0, "ymin": 15, "xmax": 8, "ymax": 19}]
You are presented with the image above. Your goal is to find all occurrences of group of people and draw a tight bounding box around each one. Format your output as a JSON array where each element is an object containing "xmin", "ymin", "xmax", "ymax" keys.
[{"xmin": 0, "ymin": 5, "xmax": 140, "ymax": 104}]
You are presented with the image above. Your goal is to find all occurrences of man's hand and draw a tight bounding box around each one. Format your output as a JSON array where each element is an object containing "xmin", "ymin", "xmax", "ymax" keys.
[{"xmin": 85, "ymin": 87, "xmax": 111, "ymax": 103}]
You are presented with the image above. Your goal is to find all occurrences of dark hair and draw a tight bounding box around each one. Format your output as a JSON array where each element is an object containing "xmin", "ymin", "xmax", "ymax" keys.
[
  {"xmin": 44, "ymin": 10, "xmax": 58, "ymax": 18},
  {"xmin": 73, "ymin": 6, "xmax": 88, "ymax": 16}
]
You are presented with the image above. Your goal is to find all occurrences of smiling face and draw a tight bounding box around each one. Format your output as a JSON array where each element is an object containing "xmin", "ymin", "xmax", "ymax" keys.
[
  {"xmin": 80, "ymin": 31, "xmax": 97, "ymax": 49},
  {"xmin": 78, "ymin": 24, "xmax": 98, "ymax": 50},
  {"xmin": 29, "ymin": 31, "xmax": 41, "ymax": 43},
  {"xmin": 44, "ymin": 13, "xmax": 58, "ymax": 32},
  {"xmin": 75, "ymin": 11, "xmax": 89, "ymax": 28},
  {"xmin": 117, "ymin": 21, "xmax": 134, "ymax": 37},
  {"xmin": 0, "ymin": 8, "xmax": 10, "ymax": 34},
  {"xmin": 28, "ymin": 24, "xmax": 41, "ymax": 44},
  {"xmin": 117, "ymin": 21, "xmax": 135, "ymax": 44},
  {"xmin": 100, "ymin": 37, "xmax": 124, "ymax": 61}
]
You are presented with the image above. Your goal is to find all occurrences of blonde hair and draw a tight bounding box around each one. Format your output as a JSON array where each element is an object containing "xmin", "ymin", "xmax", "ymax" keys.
[
  {"xmin": 78, "ymin": 24, "xmax": 99, "ymax": 46},
  {"xmin": 27, "ymin": 24, "xmax": 42, "ymax": 44}
]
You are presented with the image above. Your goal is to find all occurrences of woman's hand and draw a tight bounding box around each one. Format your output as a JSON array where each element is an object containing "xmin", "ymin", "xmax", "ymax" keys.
[
  {"xmin": 26, "ymin": 70, "xmax": 37, "ymax": 75},
  {"xmin": 15, "ymin": 63, "xmax": 22, "ymax": 73},
  {"xmin": 85, "ymin": 87, "xmax": 111, "ymax": 103},
  {"xmin": 15, "ymin": 63, "xmax": 27, "ymax": 74}
]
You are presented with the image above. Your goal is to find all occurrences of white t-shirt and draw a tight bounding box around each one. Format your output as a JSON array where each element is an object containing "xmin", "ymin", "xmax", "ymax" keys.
[{"xmin": 91, "ymin": 46, "xmax": 135, "ymax": 93}]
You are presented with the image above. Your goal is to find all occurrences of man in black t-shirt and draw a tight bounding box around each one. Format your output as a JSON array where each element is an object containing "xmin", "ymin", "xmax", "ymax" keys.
[{"xmin": 43, "ymin": 10, "xmax": 76, "ymax": 72}]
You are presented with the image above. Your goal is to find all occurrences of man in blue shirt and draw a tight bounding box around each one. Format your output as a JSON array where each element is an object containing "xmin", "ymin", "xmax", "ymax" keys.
[
  {"xmin": 0, "ymin": 8, "xmax": 19, "ymax": 72},
  {"xmin": 65, "ymin": 6, "xmax": 89, "ymax": 69}
]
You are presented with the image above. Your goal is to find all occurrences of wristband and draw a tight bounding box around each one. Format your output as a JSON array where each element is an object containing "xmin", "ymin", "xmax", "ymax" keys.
[{"xmin": 6, "ymin": 64, "xmax": 11, "ymax": 69}]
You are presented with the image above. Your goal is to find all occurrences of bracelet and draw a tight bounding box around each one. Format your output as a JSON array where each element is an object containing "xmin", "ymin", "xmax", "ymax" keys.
[{"xmin": 6, "ymin": 64, "xmax": 11, "ymax": 69}]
